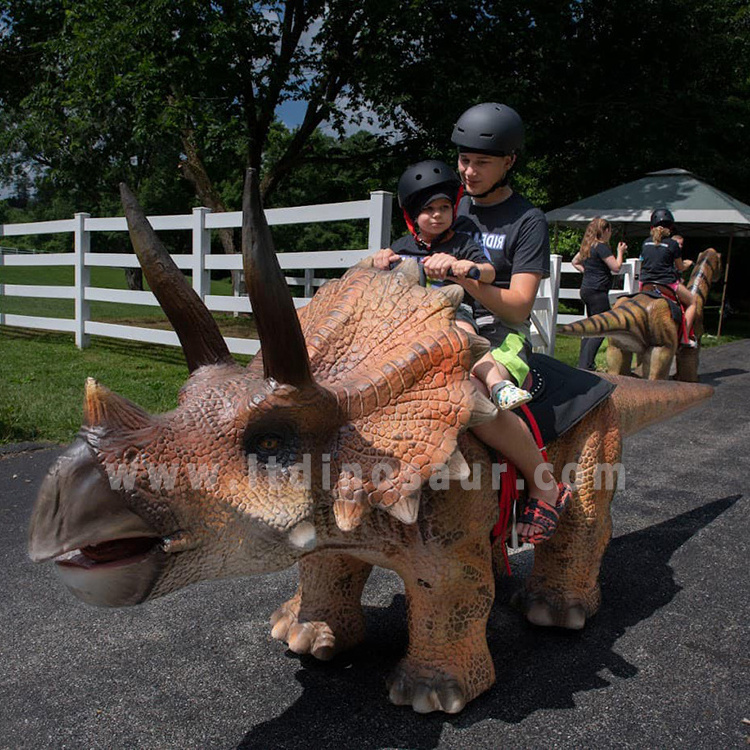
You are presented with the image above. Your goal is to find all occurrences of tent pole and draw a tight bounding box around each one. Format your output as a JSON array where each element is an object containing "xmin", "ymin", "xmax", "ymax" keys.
[{"xmin": 716, "ymin": 230, "xmax": 734, "ymax": 337}]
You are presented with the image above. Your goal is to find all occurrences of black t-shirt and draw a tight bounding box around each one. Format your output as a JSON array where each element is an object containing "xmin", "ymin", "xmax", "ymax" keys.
[
  {"xmin": 581, "ymin": 242, "xmax": 615, "ymax": 292},
  {"xmin": 391, "ymin": 230, "xmax": 487, "ymax": 291},
  {"xmin": 640, "ymin": 236, "xmax": 681, "ymax": 285},
  {"xmin": 455, "ymin": 192, "xmax": 550, "ymax": 333}
]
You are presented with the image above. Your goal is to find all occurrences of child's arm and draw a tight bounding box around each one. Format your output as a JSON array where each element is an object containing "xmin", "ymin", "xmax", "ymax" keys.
[{"xmin": 372, "ymin": 248, "xmax": 401, "ymax": 270}]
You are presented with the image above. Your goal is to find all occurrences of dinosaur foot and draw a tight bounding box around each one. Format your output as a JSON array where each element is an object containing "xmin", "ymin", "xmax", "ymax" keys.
[
  {"xmin": 270, "ymin": 600, "xmax": 364, "ymax": 661},
  {"xmin": 387, "ymin": 660, "xmax": 472, "ymax": 714},
  {"xmin": 511, "ymin": 588, "xmax": 597, "ymax": 630}
]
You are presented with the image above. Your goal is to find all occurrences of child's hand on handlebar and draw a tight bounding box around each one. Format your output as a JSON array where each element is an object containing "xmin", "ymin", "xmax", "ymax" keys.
[
  {"xmin": 373, "ymin": 248, "xmax": 400, "ymax": 270},
  {"xmin": 451, "ymin": 260, "xmax": 481, "ymax": 279},
  {"xmin": 421, "ymin": 252, "xmax": 457, "ymax": 280}
]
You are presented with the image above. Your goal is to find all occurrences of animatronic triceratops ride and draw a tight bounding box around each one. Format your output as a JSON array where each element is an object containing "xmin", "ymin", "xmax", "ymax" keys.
[
  {"xmin": 28, "ymin": 172, "xmax": 713, "ymax": 714},
  {"xmin": 559, "ymin": 248, "xmax": 722, "ymax": 381}
]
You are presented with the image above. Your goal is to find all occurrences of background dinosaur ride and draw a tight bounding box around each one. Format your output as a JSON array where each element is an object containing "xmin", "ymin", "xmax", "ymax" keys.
[
  {"xmin": 559, "ymin": 248, "xmax": 722, "ymax": 381},
  {"xmin": 27, "ymin": 172, "xmax": 713, "ymax": 714}
]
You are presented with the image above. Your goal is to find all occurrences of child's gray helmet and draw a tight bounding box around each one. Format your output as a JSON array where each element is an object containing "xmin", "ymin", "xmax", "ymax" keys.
[{"xmin": 397, "ymin": 160, "xmax": 461, "ymax": 218}]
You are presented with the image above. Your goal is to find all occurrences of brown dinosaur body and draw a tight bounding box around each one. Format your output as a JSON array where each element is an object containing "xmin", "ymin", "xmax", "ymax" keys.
[
  {"xmin": 28, "ymin": 174, "xmax": 713, "ymax": 714},
  {"xmin": 559, "ymin": 248, "xmax": 722, "ymax": 381}
]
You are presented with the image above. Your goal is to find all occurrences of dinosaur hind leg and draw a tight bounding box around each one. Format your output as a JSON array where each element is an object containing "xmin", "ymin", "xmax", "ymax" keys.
[
  {"xmin": 606, "ymin": 342, "xmax": 632, "ymax": 376},
  {"xmin": 515, "ymin": 399, "xmax": 621, "ymax": 629},
  {"xmin": 270, "ymin": 553, "xmax": 372, "ymax": 660},
  {"xmin": 643, "ymin": 345, "xmax": 676, "ymax": 380}
]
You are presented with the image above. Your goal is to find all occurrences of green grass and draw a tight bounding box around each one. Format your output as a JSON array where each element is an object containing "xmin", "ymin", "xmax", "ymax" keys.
[{"xmin": 0, "ymin": 328, "xmax": 190, "ymax": 443}]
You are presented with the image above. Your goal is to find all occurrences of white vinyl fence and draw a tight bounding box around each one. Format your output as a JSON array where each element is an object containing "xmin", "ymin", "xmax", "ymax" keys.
[
  {"xmin": 0, "ymin": 192, "xmax": 391, "ymax": 356},
  {"xmin": 0, "ymin": 193, "xmax": 639, "ymax": 357},
  {"xmin": 557, "ymin": 258, "xmax": 642, "ymax": 327}
]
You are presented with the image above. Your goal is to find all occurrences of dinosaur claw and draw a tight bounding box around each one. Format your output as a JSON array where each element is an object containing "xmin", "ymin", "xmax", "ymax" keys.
[
  {"xmin": 287, "ymin": 622, "xmax": 315, "ymax": 653},
  {"xmin": 412, "ymin": 683, "xmax": 438, "ymax": 713},
  {"xmin": 438, "ymin": 683, "xmax": 467, "ymax": 714},
  {"xmin": 387, "ymin": 660, "xmax": 470, "ymax": 714}
]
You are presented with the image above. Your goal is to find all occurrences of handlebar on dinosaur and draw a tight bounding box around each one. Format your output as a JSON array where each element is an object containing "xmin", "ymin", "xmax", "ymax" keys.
[{"xmin": 389, "ymin": 257, "xmax": 481, "ymax": 280}]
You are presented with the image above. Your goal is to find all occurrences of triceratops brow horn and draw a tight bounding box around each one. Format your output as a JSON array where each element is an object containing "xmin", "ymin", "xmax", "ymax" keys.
[
  {"xmin": 242, "ymin": 169, "xmax": 312, "ymax": 387},
  {"xmin": 119, "ymin": 183, "xmax": 233, "ymax": 372}
]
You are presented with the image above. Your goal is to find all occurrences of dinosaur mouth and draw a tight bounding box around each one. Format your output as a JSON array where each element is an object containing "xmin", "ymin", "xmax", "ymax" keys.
[{"xmin": 55, "ymin": 536, "xmax": 162, "ymax": 570}]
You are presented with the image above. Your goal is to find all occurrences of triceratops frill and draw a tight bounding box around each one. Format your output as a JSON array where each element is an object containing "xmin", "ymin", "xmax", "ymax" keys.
[{"xmin": 28, "ymin": 171, "xmax": 712, "ymax": 714}]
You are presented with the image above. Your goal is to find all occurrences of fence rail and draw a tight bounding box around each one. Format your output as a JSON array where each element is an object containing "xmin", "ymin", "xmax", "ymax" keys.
[{"xmin": 0, "ymin": 193, "xmax": 640, "ymax": 357}]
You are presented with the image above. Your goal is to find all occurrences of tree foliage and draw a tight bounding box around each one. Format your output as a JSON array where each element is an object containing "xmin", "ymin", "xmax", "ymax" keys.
[
  {"xmin": 1, "ymin": 0, "xmax": 749, "ymax": 222},
  {"xmin": 0, "ymin": 0, "xmax": 407, "ymax": 216}
]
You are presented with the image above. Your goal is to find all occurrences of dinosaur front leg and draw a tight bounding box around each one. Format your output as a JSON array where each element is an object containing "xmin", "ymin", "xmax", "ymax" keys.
[
  {"xmin": 387, "ymin": 539, "xmax": 495, "ymax": 713},
  {"xmin": 516, "ymin": 400, "xmax": 621, "ymax": 629},
  {"xmin": 270, "ymin": 552, "xmax": 372, "ymax": 660}
]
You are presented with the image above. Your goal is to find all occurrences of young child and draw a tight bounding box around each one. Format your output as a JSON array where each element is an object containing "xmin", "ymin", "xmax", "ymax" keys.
[{"xmin": 373, "ymin": 159, "xmax": 532, "ymax": 410}]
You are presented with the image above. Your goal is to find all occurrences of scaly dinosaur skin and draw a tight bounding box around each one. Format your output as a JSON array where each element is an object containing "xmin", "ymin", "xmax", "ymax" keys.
[
  {"xmin": 28, "ymin": 177, "xmax": 713, "ymax": 714},
  {"xmin": 559, "ymin": 248, "xmax": 722, "ymax": 381}
]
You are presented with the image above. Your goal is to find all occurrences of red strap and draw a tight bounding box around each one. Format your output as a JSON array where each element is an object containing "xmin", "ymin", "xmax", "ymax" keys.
[
  {"xmin": 491, "ymin": 452, "xmax": 514, "ymax": 575},
  {"xmin": 520, "ymin": 403, "xmax": 547, "ymax": 461},
  {"xmin": 490, "ymin": 404, "xmax": 547, "ymax": 575}
]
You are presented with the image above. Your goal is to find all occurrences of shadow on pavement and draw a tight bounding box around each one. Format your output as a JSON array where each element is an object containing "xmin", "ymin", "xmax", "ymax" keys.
[
  {"xmin": 237, "ymin": 494, "xmax": 741, "ymax": 750},
  {"xmin": 696, "ymin": 367, "xmax": 749, "ymax": 386}
]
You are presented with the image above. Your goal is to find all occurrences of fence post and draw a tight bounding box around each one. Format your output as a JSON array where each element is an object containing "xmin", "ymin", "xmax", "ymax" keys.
[
  {"xmin": 0, "ymin": 250, "xmax": 5, "ymax": 328},
  {"xmin": 192, "ymin": 207, "xmax": 211, "ymax": 300},
  {"xmin": 367, "ymin": 190, "xmax": 392, "ymax": 252},
  {"xmin": 621, "ymin": 258, "xmax": 641, "ymax": 294},
  {"xmin": 74, "ymin": 212, "xmax": 91, "ymax": 349},
  {"xmin": 304, "ymin": 268, "xmax": 314, "ymax": 298},
  {"xmin": 549, "ymin": 254, "xmax": 561, "ymax": 355}
]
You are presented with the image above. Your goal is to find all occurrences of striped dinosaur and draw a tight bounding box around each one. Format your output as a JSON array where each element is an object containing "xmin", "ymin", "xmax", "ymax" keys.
[
  {"xmin": 559, "ymin": 248, "xmax": 722, "ymax": 381},
  {"xmin": 28, "ymin": 172, "xmax": 712, "ymax": 714}
]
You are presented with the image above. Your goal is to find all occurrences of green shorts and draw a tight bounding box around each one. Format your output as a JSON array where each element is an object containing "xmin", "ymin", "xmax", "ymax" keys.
[{"xmin": 477, "ymin": 320, "xmax": 532, "ymax": 387}]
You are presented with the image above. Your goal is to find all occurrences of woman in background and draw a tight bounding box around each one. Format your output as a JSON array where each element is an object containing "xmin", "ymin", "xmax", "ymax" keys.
[{"xmin": 571, "ymin": 217, "xmax": 627, "ymax": 370}]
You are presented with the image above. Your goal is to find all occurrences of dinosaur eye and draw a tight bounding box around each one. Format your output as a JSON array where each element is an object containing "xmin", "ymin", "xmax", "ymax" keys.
[
  {"xmin": 258, "ymin": 436, "xmax": 280, "ymax": 451},
  {"xmin": 244, "ymin": 423, "xmax": 300, "ymax": 467}
]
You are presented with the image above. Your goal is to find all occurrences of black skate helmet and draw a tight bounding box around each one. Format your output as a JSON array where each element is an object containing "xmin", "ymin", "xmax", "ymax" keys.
[
  {"xmin": 397, "ymin": 160, "xmax": 462, "ymax": 220},
  {"xmin": 650, "ymin": 208, "xmax": 675, "ymax": 228},
  {"xmin": 451, "ymin": 102, "xmax": 524, "ymax": 156}
]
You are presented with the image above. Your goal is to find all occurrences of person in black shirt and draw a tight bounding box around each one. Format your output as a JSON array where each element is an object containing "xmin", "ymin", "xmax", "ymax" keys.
[
  {"xmin": 571, "ymin": 218, "xmax": 627, "ymax": 370},
  {"xmin": 449, "ymin": 103, "xmax": 571, "ymax": 545},
  {"xmin": 374, "ymin": 160, "xmax": 533, "ymax": 410},
  {"xmin": 639, "ymin": 209, "xmax": 697, "ymax": 346}
]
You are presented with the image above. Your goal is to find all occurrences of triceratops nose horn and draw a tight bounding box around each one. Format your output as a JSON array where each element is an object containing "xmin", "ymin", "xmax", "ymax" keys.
[
  {"xmin": 242, "ymin": 169, "xmax": 312, "ymax": 388},
  {"xmin": 120, "ymin": 183, "xmax": 233, "ymax": 372}
]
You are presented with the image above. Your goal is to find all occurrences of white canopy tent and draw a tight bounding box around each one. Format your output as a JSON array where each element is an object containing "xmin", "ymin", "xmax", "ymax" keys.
[{"xmin": 546, "ymin": 168, "xmax": 750, "ymax": 334}]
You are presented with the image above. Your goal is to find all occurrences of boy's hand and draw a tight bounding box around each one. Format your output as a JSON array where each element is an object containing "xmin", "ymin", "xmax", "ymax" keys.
[
  {"xmin": 451, "ymin": 259, "xmax": 478, "ymax": 279},
  {"xmin": 421, "ymin": 252, "xmax": 455, "ymax": 280},
  {"xmin": 682, "ymin": 258, "xmax": 694, "ymax": 269},
  {"xmin": 373, "ymin": 248, "xmax": 400, "ymax": 270}
]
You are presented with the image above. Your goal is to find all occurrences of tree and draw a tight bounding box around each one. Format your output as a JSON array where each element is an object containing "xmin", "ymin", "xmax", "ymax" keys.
[{"xmin": 0, "ymin": 0, "xmax": 407, "ymax": 216}]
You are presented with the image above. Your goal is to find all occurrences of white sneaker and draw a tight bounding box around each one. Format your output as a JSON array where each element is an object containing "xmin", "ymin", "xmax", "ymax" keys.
[{"xmin": 491, "ymin": 380, "xmax": 533, "ymax": 410}]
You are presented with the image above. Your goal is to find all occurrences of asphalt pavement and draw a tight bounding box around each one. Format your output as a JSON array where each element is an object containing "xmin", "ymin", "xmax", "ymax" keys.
[{"xmin": 1, "ymin": 341, "xmax": 748, "ymax": 750}]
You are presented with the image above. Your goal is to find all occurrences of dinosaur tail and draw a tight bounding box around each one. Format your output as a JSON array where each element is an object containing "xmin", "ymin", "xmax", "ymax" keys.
[
  {"xmin": 558, "ymin": 302, "xmax": 647, "ymax": 340},
  {"xmin": 602, "ymin": 374, "xmax": 713, "ymax": 437}
]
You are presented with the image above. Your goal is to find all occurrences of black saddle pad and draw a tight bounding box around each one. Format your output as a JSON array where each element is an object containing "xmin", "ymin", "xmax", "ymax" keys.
[{"xmin": 522, "ymin": 354, "xmax": 616, "ymax": 445}]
